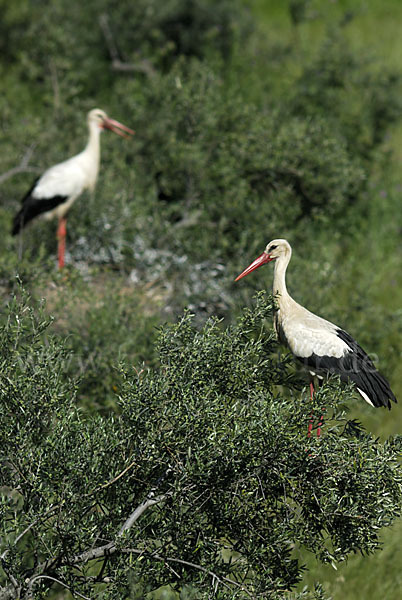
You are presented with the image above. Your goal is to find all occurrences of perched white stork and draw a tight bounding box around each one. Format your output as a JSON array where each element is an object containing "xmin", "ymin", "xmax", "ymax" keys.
[
  {"xmin": 235, "ymin": 239, "xmax": 396, "ymax": 433},
  {"xmin": 12, "ymin": 108, "xmax": 134, "ymax": 268}
]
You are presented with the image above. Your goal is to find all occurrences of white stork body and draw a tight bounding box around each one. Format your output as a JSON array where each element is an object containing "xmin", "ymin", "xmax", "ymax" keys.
[
  {"xmin": 236, "ymin": 238, "xmax": 397, "ymax": 411},
  {"xmin": 32, "ymin": 131, "xmax": 101, "ymax": 223},
  {"xmin": 12, "ymin": 108, "xmax": 134, "ymax": 267}
]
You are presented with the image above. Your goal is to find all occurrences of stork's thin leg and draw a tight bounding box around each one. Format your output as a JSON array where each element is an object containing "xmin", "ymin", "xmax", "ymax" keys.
[
  {"xmin": 57, "ymin": 217, "xmax": 67, "ymax": 269},
  {"xmin": 317, "ymin": 413, "xmax": 324, "ymax": 438},
  {"xmin": 307, "ymin": 381, "xmax": 314, "ymax": 438}
]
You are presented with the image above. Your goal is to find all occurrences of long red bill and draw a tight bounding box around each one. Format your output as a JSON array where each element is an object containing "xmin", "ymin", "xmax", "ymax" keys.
[
  {"xmin": 235, "ymin": 252, "xmax": 272, "ymax": 281},
  {"xmin": 103, "ymin": 117, "xmax": 135, "ymax": 138}
]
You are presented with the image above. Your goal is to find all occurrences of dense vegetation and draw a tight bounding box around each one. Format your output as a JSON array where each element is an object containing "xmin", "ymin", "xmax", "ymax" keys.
[
  {"xmin": 1, "ymin": 292, "xmax": 401, "ymax": 599},
  {"xmin": 1, "ymin": 0, "xmax": 402, "ymax": 598}
]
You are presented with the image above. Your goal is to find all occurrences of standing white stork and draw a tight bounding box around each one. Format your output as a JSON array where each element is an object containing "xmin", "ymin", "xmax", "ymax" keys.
[
  {"xmin": 12, "ymin": 108, "xmax": 134, "ymax": 268},
  {"xmin": 235, "ymin": 239, "xmax": 396, "ymax": 434}
]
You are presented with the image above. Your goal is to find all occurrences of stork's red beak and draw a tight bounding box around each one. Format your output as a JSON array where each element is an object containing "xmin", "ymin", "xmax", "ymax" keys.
[
  {"xmin": 235, "ymin": 252, "xmax": 273, "ymax": 281},
  {"xmin": 103, "ymin": 117, "xmax": 135, "ymax": 138}
]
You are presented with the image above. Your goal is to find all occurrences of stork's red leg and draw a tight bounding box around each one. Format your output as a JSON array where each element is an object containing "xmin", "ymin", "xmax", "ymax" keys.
[
  {"xmin": 307, "ymin": 381, "xmax": 314, "ymax": 438},
  {"xmin": 57, "ymin": 217, "xmax": 67, "ymax": 269},
  {"xmin": 317, "ymin": 413, "xmax": 324, "ymax": 438}
]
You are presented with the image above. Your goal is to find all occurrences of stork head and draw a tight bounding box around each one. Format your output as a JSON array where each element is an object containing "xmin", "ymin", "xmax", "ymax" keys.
[
  {"xmin": 88, "ymin": 108, "xmax": 135, "ymax": 138},
  {"xmin": 235, "ymin": 238, "xmax": 291, "ymax": 281}
]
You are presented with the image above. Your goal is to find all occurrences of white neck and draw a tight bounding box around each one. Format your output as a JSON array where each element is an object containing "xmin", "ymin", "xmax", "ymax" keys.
[
  {"xmin": 272, "ymin": 251, "xmax": 292, "ymax": 305},
  {"xmin": 84, "ymin": 120, "xmax": 102, "ymax": 162},
  {"xmin": 80, "ymin": 120, "xmax": 102, "ymax": 192}
]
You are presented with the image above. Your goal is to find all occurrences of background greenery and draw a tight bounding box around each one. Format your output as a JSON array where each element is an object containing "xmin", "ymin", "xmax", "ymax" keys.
[{"xmin": 1, "ymin": 0, "xmax": 402, "ymax": 598}]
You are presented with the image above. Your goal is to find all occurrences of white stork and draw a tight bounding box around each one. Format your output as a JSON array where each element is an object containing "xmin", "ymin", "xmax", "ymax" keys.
[
  {"xmin": 12, "ymin": 108, "xmax": 134, "ymax": 268},
  {"xmin": 235, "ymin": 239, "xmax": 397, "ymax": 434}
]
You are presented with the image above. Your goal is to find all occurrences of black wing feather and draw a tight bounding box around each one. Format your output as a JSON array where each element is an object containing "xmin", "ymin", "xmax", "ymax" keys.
[
  {"xmin": 301, "ymin": 328, "xmax": 396, "ymax": 410},
  {"xmin": 12, "ymin": 179, "xmax": 68, "ymax": 235}
]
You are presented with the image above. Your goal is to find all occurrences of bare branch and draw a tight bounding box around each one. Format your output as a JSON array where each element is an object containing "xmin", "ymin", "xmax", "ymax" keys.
[
  {"xmin": 0, "ymin": 145, "xmax": 40, "ymax": 185},
  {"xmin": 70, "ymin": 541, "xmax": 115, "ymax": 565},
  {"xmin": 35, "ymin": 491, "xmax": 168, "ymax": 571},
  {"xmin": 117, "ymin": 548, "xmax": 254, "ymax": 597},
  {"xmin": 26, "ymin": 575, "xmax": 90, "ymax": 600},
  {"xmin": 99, "ymin": 13, "xmax": 156, "ymax": 78},
  {"xmin": 0, "ymin": 564, "xmax": 18, "ymax": 597},
  {"xmin": 0, "ymin": 541, "xmax": 20, "ymax": 595},
  {"xmin": 162, "ymin": 555, "xmax": 253, "ymax": 597},
  {"xmin": 48, "ymin": 59, "xmax": 61, "ymax": 117},
  {"xmin": 24, "ymin": 486, "xmax": 252, "ymax": 600},
  {"xmin": 0, "ymin": 585, "xmax": 17, "ymax": 600},
  {"xmin": 110, "ymin": 59, "xmax": 156, "ymax": 76},
  {"xmin": 95, "ymin": 458, "xmax": 138, "ymax": 492},
  {"xmin": 98, "ymin": 13, "xmax": 119, "ymax": 62},
  {"xmin": 72, "ymin": 545, "xmax": 254, "ymax": 597},
  {"xmin": 1, "ymin": 504, "xmax": 61, "ymax": 562},
  {"xmin": 118, "ymin": 494, "xmax": 166, "ymax": 536}
]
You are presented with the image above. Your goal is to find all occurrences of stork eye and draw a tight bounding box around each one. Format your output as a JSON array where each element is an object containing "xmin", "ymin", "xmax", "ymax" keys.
[{"xmin": 269, "ymin": 245, "xmax": 277, "ymax": 251}]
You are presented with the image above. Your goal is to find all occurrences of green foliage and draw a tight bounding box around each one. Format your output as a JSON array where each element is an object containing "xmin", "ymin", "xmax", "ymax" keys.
[
  {"xmin": 46, "ymin": 271, "xmax": 162, "ymax": 411},
  {"xmin": 1, "ymin": 1, "xmax": 401, "ymax": 321},
  {"xmin": 290, "ymin": 29, "xmax": 402, "ymax": 157},
  {"xmin": 119, "ymin": 59, "xmax": 366, "ymax": 262},
  {"xmin": 1, "ymin": 2, "xmax": 402, "ymax": 599},
  {"xmin": 0, "ymin": 290, "xmax": 74, "ymax": 450},
  {"xmin": 0, "ymin": 0, "xmax": 250, "ymax": 104},
  {"xmin": 1, "ymin": 292, "xmax": 401, "ymax": 599},
  {"xmin": 288, "ymin": 1, "xmax": 312, "ymax": 27}
]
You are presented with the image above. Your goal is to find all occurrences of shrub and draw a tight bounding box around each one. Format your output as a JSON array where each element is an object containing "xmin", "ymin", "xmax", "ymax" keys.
[
  {"xmin": 1, "ymin": 292, "xmax": 401, "ymax": 599},
  {"xmin": 0, "ymin": 0, "xmax": 251, "ymax": 101},
  {"xmin": 290, "ymin": 29, "xmax": 402, "ymax": 158}
]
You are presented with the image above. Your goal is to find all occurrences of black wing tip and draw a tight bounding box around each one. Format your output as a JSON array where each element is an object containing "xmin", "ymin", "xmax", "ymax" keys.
[
  {"xmin": 11, "ymin": 194, "xmax": 68, "ymax": 235},
  {"xmin": 12, "ymin": 188, "xmax": 36, "ymax": 235},
  {"xmin": 335, "ymin": 328, "xmax": 397, "ymax": 410},
  {"xmin": 12, "ymin": 212, "xmax": 25, "ymax": 235},
  {"xmin": 385, "ymin": 393, "xmax": 397, "ymax": 410},
  {"xmin": 303, "ymin": 348, "xmax": 397, "ymax": 410},
  {"xmin": 366, "ymin": 369, "xmax": 396, "ymax": 410},
  {"xmin": 374, "ymin": 394, "xmax": 396, "ymax": 410},
  {"xmin": 12, "ymin": 218, "xmax": 23, "ymax": 236},
  {"xmin": 354, "ymin": 370, "xmax": 397, "ymax": 410},
  {"xmin": 362, "ymin": 378, "xmax": 397, "ymax": 410}
]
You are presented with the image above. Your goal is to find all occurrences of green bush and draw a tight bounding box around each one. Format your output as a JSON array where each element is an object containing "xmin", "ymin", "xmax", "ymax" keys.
[
  {"xmin": 0, "ymin": 0, "xmax": 251, "ymax": 103},
  {"xmin": 290, "ymin": 29, "xmax": 402, "ymax": 157},
  {"xmin": 124, "ymin": 60, "xmax": 365, "ymax": 259},
  {"xmin": 46, "ymin": 271, "xmax": 162, "ymax": 412},
  {"xmin": 1, "ymin": 4, "xmax": 402, "ymax": 600},
  {"xmin": 2, "ymin": 7, "xmax": 401, "ymax": 326},
  {"xmin": 1, "ymin": 292, "xmax": 401, "ymax": 599}
]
